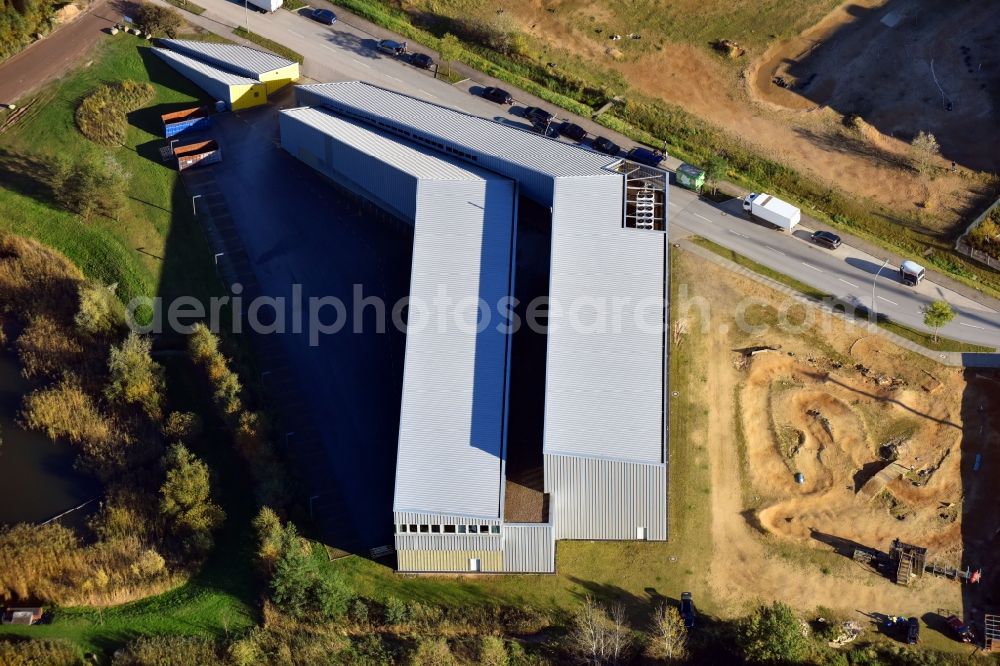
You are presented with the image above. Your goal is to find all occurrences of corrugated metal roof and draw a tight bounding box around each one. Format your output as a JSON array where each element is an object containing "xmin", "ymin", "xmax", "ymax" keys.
[
  {"xmin": 295, "ymin": 81, "xmax": 620, "ymax": 179},
  {"xmin": 542, "ymin": 177, "xmax": 667, "ymax": 465},
  {"xmin": 280, "ymin": 107, "xmax": 496, "ymax": 181},
  {"xmin": 285, "ymin": 107, "xmax": 518, "ymax": 518},
  {"xmin": 152, "ymin": 47, "xmax": 260, "ymax": 86},
  {"xmin": 160, "ymin": 38, "xmax": 295, "ymax": 77}
]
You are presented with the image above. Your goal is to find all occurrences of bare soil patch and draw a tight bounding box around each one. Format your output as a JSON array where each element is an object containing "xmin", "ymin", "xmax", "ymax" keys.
[{"xmin": 673, "ymin": 249, "xmax": 998, "ymax": 617}]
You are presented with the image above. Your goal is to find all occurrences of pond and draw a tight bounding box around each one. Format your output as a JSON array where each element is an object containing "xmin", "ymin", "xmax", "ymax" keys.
[{"xmin": 0, "ymin": 349, "xmax": 100, "ymax": 527}]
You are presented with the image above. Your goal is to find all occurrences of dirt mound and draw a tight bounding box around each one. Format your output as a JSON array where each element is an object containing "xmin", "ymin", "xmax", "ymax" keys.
[{"xmin": 741, "ymin": 353, "xmax": 965, "ymax": 555}]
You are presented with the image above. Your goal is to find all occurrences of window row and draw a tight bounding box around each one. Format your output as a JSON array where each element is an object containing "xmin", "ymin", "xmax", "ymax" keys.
[{"xmin": 395, "ymin": 524, "xmax": 500, "ymax": 535}]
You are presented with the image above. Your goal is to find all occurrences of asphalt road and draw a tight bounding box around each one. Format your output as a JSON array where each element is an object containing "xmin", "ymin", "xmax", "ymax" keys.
[{"xmin": 161, "ymin": 0, "xmax": 1000, "ymax": 348}]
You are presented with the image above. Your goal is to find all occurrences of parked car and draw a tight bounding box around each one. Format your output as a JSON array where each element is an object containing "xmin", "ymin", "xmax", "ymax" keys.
[
  {"xmin": 627, "ymin": 146, "xmax": 664, "ymax": 168},
  {"xmin": 592, "ymin": 136, "xmax": 620, "ymax": 156},
  {"xmin": 377, "ymin": 39, "xmax": 407, "ymax": 56},
  {"xmin": 946, "ymin": 615, "xmax": 973, "ymax": 643},
  {"xmin": 523, "ymin": 106, "xmax": 553, "ymax": 125},
  {"xmin": 560, "ymin": 122, "xmax": 587, "ymax": 142},
  {"xmin": 482, "ymin": 86, "xmax": 513, "ymax": 104},
  {"xmin": 906, "ymin": 617, "xmax": 920, "ymax": 644},
  {"xmin": 679, "ymin": 592, "xmax": 695, "ymax": 629},
  {"xmin": 810, "ymin": 230, "xmax": 842, "ymax": 249},
  {"xmin": 310, "ymin": 8, "xmax": 337, "ymax": 24},
  {"xmin": 410, "ymin": 53, "xmax": 434, "ymax": 69}
]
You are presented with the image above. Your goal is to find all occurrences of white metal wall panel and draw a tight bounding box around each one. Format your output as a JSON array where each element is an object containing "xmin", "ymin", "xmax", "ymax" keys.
[
  {"xmin": 279, "ymin": 109, "xmax": 420, "ymax": 221},
  {"xmin": 293, "ymin": 82, "xmax": 619, "ymax": 204},
  {"xmin": 152, "ymin": 47, "xmax": 258, "ymax": 99},
  {"xmin": 395, "ymin": 534, "xmax": 502, "ymax": 552},
  {"xmin": 160, "ymin": 39, "xmax": 295, "ymax": 78},
  {"xmin": 544, "ymin": 176, "xmax": 667, "ymax": 464},
  {"xmin": 503, "ymin": 524, "xmax": 554, "ymax": 572},
  {"xmin": 544, "ymin": 453, "xmax": 666, "ymax": 540},
  {"xmin": 394, "ymin": 175, "xmax": 516, "ymax": 518}
]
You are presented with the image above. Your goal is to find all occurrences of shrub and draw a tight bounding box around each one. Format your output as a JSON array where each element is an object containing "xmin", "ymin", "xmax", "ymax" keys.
[
  {"xmin": 22, "ymin": 374, "xmax": 111, "ymax": 446},
  {"xmin": 479, "ymin": 636, "xmax": 509, "ymax": 666},
  {"xmin": 737, "ymin": 601, "xmax": 807, "ymax": 664},
  {"xmin": 968, "ymin": 213, "xmax": 1000, "ymax": 259},
  {"xmin": 159, "ymin": 443, "xmax": 225, "ymax": 555},
  {"xmin": 235, "ymin": 410, "xmax": 269, "ymax": 460},
  {"xmin": 16, "ymin": 315, "xmax": 85, "ymax": 380},
  {"xmin": 134, "ymin": 1, "xmax": 183, "ymax": 37},
  {"xmin": 270, "ymin": 522, "xmax": 351, "ymax": 620},
  {"xmin": 75, "ymin": 80, "xmax": 155, "ymax": 146},
  {"xmin": 162, "ymin": 410, "xmax": 203, "ymax": 443},
  {"xmin": 106, "ymin": 331, "xmax": 167, "ymax": 421},
  {"xmin": 408, "ymin": 637, "xmax": 457, "ymax": 666},
  {"xmin": 252, "ymin": 506, "xmax": 283, "ymax": 572},
  {"xmin": 0, "ymin": 523, "xmax": 84, "ymax": 601},
  {"xmin": 112, "ymin": 635, "xmax": 220, "ymax": 666},
  {"xmin": 75, "ymin": 281, "xmax": 126, "ymax": 336},
  {"xmin": 384, "ymin": 596, "xmax": 409, "ymax": 625},
  {"xmin": 53, "ymin": 154, "xmax": 131, "ymax": 219},
  {"xmin": 187, "ymin": 322, "xmax": 219, "ymax": 362},
  {"xmin": 0, "ymin": 638, "xmax": 80, "ymax": 666}
]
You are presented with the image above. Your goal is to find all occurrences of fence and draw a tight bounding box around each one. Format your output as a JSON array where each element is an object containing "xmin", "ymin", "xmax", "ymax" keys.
[{"xmin": 955, "ymin": 196, "xmax": 1000, "ymax": 271}]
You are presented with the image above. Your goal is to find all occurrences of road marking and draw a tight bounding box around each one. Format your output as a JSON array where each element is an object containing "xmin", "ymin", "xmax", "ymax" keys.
[
  {"xmin": 668, "ymin": 201, "xmax": 680, "ymax": 209},
  {"xmin": 416, "ymin": 87, "xmax": 437, "ymax": 99},
  {"xmin": 694, "ymin": 213, "xmax": 712, "ymax": 222},
  {"xmin": 384, "ymin": 74, "xmax": 401, "ymax": 83},
  {"xmin": 960, "ymin": 322, "xmax": 986, "ymax": 330},
  {"xmin": 764, "ymin": 245, "xmax": 785, "ymax": 256},
  {"xmin": 838, "ymin": 278, "xmax": 860, "ymax": 288},
  {"xmin": 727, "ymin": 229, "xmax": 749, "ymax": 239},
  {"xmin": 288, "ymin": 29, "xmax": 306, "ymax": 39},
  {"xmin": 877, "ymin": 296, "xmax": 898, "ymax": 306},
  {"xmin": 801, "ymin": 261, "xmax": 824, "ymax": 273}
]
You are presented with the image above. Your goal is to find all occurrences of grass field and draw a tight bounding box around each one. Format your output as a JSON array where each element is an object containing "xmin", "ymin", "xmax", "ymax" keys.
[{"xmin": 0, "ymin": 33, "xmax": 221, "ymax": 306}]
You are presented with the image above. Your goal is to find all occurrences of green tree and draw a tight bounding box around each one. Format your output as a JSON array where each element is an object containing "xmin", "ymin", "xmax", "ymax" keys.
[
  {"xmin": 438, "ymin": 33, "xmax": 461, "ymax": 77},
  {"xmin": 135, "ymin": 1, "xmax": 182, "ymax": 37},
  {"xmin": 187, "ymin": 322, "xmax": 219, "ymax": 363},
  {"xmin": 159, "ymin": 443, "xmax": 225, "ymax": 554},
  {"xmin": 922, "ymin": 299, "xmax": 955, "ymax": 343},
  {"xmin": 910, "ymin": 130, "xmax": 940, "ymax": 174},
  {"xmin": 252, "ymin": 506, "xmax": 283, "ymax": 572},
  {"xmin": 270, "ymin": 522, "xmax": 350, "ymax": 619},
  {"xmin": 106, "ymin": 331, "xmax": 166, "ymax": 421},
  {"xmin": 75, "ymin": 281, "xmax": 126, "ymax": 336},
  {"xmin": 703, "ymin": 154, "xmax": 728, "ymax": 195},
  {"xmin": 737, "ymin": 601, "xmax": 806, "ymax": 664}
]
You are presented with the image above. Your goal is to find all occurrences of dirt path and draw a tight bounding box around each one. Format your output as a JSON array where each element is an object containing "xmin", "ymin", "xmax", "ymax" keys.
[
  {"xmin": 687, "ymin": 256, "xmax": 965, "ymax": 618},
  {"xmin": 0, "ymin": 0, "xmax": 114, "ymax": 105}
]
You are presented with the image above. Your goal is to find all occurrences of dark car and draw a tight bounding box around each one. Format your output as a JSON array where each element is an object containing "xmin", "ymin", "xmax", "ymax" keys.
[
  {"xmin": 679, "ymin": 592, "xmax": 695, "ymax": 629},
  {"xmin": 627, "ymin": 146, "xmax": 664, "ymax": 168},
  {"xmin": 377, "ymin": 39, "xmax": 407, "ymax": 56},
  {"xmin": 592, "ymin": 136, "xmax": 621, "ymax": 156},
  {"xmin": 906, "ymin": 617, "xmax": 919, "ymax": 644},
  {"xmin": 310, "ymin": 8, "xmax": 337, "ymax": 24},
  {"xmin": 524, "ymin": 106, "xmax": 553, "ymax": 125},
  {"xmin": 810, "ymin": 230, "xmax": 842, "ymax": 249},
  {"xmin": 410, "ymin": 53, "xmax": 434, "ymax": 69},
  {"xmin": 946, "ymin": 615, "xmax": 973, "ymax": 643},
  {"xmin": 482, "ymin": 86, "xmax": 513, "ymax": 104},
  {"xmin": 560, "ymin": 122, "xmax": 587, "ymax": 142}
]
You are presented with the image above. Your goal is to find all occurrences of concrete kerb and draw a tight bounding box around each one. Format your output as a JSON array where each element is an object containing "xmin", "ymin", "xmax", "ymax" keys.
[{"xmin": 675, "ymin": 239, "xmax": 1000, "ymax": 369}]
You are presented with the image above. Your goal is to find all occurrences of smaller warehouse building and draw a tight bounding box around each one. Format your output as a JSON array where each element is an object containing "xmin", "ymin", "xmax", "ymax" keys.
[
  {"xmin": 153, "ymin": 48, "xmax": 266, "ymax": 110},
  {"xmin": 159, "ymin": 39, "xmax": 299, "ymax": 94}
]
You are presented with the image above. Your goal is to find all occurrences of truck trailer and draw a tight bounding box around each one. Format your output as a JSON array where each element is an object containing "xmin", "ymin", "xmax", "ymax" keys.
[
  {"xmin": 246, "ymin": 0, "xmax": 282, "ymax": 12},
  {"xmin": 743, "ymin": 192, "xmax": 800, "ymax": 231}
]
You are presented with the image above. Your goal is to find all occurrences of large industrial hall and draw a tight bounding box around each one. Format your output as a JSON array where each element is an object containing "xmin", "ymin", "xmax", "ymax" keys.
[{"xmin": 279, "ymin": 81, "xmax": 670, "ymax": 574}]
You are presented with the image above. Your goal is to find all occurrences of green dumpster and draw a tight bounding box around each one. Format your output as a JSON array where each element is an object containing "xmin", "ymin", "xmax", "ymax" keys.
[{"xmin": 676, "ymin": 162, "xmax": 705, "ymax": 192}]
